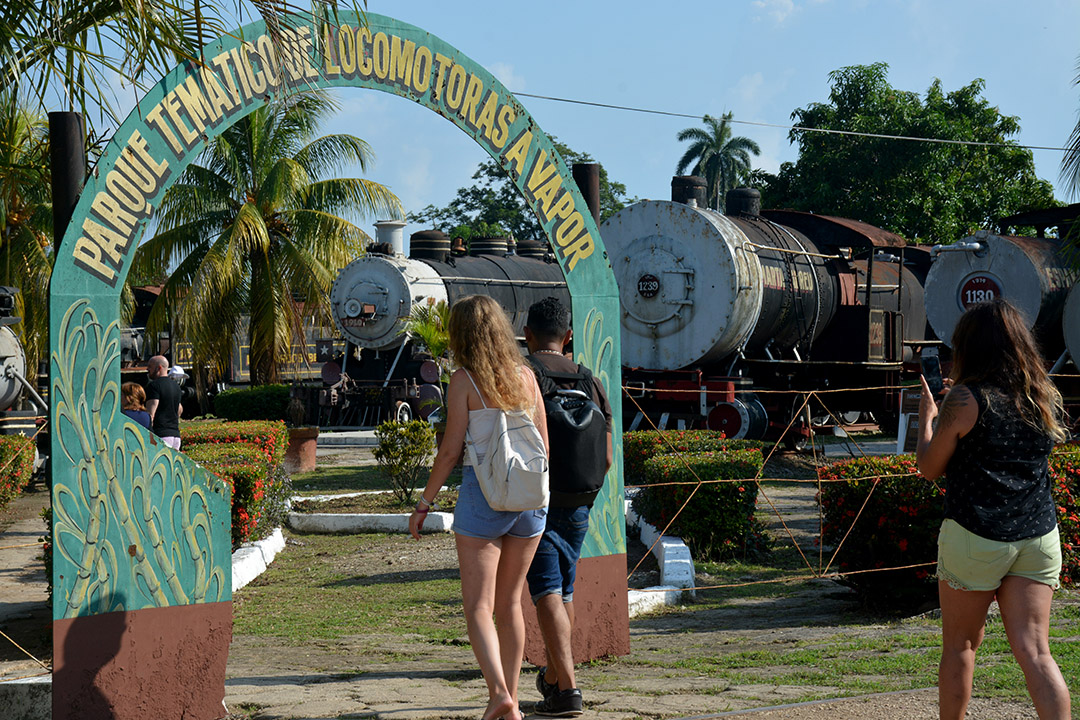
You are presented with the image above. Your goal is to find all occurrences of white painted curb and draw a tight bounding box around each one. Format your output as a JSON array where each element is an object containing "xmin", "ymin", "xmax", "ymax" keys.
[
  {"xmin": 232, "ymin": 527, "xmax": 286, "ymax": 591},
  {"xmin": 625, "ymin": 497, "xmax": 696, "ymax": 613},
  {"xmin": 286, "ymin": 511, "xmax": 453, "ymax": 533}
]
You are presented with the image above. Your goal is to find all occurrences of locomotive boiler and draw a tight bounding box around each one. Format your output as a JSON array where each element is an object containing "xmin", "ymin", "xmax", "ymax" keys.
[
  {"xmin": 602, "ymin": 178, "xmax": 930, "ymax": 444},
  {"xmin": 322, "ymin": 223, "xmax": 569, "ymax": 425}
]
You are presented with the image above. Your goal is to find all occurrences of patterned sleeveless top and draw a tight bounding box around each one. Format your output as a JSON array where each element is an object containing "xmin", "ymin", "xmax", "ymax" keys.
[{"xmin": 944, "ymin": 383, "xmax": 1056, "ymax": 542}]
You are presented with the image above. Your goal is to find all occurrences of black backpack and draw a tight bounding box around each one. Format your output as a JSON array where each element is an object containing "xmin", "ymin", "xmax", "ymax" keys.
[{"xmin": 526, "ymin": 356, "xmax": 608, "ymax": 500}]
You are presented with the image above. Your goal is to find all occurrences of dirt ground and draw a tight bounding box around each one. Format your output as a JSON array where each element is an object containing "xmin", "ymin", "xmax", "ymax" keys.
[{"xmin": 0, "ymin": 444, "xmax": 1060, "ymax": 719}]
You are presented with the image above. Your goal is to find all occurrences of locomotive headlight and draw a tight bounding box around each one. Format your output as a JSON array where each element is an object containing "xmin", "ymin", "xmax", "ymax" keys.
[{"xmin": 344, "ymin": 298, "xmax": 363, "ymax": 317}]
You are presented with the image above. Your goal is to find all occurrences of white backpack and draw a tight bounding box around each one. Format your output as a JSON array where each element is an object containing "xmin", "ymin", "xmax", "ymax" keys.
[{"xmin": 463, "ymin": 371, "xmax": 549, "ymax": 512}]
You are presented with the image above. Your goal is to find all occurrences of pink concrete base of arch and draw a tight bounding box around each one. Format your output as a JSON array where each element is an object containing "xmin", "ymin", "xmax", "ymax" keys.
[{"xmin": 53, "ymin": 601, "xmax": 232, "ymax": 720}]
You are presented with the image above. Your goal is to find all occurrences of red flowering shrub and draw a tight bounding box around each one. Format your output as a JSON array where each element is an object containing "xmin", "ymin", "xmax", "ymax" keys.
[
  {"xmin": 631, "ymin": 448, "xmax": 768, "ymax": 561},
  {"xmin": 623, "ymin": 430, "xmax": 768, "ymax": 485},
  {"xmin": 1050, "ymin": 448, "xmax": 1080, "ymax": 588},
  {"xmin": 182, "ymin": 420, "xmax": 289, "ymax": 466},
  {"xmin": 817, "ymin": 454, "xmax": 941, "ymax": 610},
  {"xmin": 819, "ymin": 451, "xmax": 1080, "ymax": 609},
  {"xmin": 185, "ymin": 442, "xmax": 270, "ymax": 547},
  {"xmin": 0, "ymin": 434, "xmax": 37, "ymax": 511}
]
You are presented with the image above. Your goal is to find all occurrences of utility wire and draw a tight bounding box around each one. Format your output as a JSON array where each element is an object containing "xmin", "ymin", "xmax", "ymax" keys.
[{"xmin": 512, "ymin": 91, "xmax": 1071, "ymax": 153}]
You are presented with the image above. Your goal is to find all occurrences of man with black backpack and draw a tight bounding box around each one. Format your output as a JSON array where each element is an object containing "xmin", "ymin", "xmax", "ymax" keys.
[{"xmin": 524, "ymin": 297, "xmax": 613, "ymax": 718}]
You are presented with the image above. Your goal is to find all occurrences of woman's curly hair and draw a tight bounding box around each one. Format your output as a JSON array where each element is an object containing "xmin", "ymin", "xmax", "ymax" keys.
[
  {"xmin": 448, "ymin": 295, "xmax": 532, "ymax": 412},
  {"xmin": 951, "ymin": 298, "xmax": 1067, "ymax": 442}
]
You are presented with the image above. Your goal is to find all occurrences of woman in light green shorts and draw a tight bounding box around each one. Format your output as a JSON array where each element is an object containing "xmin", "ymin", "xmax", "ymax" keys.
[{"xmin": 917, "ymin": 299, "xmax": 1070, "ymax": 720}]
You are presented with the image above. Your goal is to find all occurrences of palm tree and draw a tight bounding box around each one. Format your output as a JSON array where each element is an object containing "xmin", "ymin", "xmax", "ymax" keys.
[
  {"xmin": 131, "ymin": 89, "xmax": 403, "ymax": 385},
  {"xmin": 0, "ymin": 92, "xmax": 52, "ymax": 376},
  {"xmin": 1063, "ymin": 57, "xmax": 1080, "ymax": 201},
  {"xmin": 676, "ymin": 113, "xmax": 761, "ymax": 212}
]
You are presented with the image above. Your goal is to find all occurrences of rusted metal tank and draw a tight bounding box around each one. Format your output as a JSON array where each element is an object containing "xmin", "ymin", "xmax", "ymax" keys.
[
  {"xmin": 925, "ymin": 230, "xmax": 1075, "ymax": 346},
  {"xmin": 601, "ymin": 199, "xmax": 764, "ymax": 370}
]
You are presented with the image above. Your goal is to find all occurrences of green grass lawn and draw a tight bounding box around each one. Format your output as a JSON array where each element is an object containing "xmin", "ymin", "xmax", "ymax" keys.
[
  {"xmin": 234, "ymin": 529, "xmax": 1080, "ymax": 708},
  {"xmin": 290, "ymin": 465, "xmax": 391, "ymax": 495}
]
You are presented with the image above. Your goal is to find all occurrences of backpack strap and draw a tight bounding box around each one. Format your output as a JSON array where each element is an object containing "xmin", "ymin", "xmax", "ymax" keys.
[
  {"xmin": 526, "ymin": 355, "xmax": 559, "ymax": 398},
  {"xmin": 461, "ymin": 369, "xmax": 488, "ymax": 409}
]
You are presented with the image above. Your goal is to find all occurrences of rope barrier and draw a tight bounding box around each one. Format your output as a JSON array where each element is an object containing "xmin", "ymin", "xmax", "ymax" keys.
[
  {"xmin": 632, "ymin": 561, "xmax": 939, "ymax": 594},
  {"xmin": 0, "ymin": 541, "xmax": 45, "ymax": 551},
  {"xmin": 0, "ymin": 628, "xmax": 50, "ymax": 672},
  {"xmin": 620, "ymin": 381, "xmax": 990, "ymax": 590}
]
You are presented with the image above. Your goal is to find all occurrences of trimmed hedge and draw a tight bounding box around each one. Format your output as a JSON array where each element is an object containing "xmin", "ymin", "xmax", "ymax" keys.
[
  {"xmin": 182, "ymin": 420, "xmax": 289, "ymax": 466},
  {"xmin": 182, "ymin": 420, "xmax": 292, "ymax": 547},
  {"xmin": 0, "ymin": 434, "xmax": 36, "ymax": 511},
  {"xmin": 1050, "ymin": 448, "xmax": 1080, "ymax": 588},
  {"xmin": 623, "ymin": 429, "xmax": 767, "ymax": 485},
  {"xmin": 212, "ymin": 384, "xmax": 291, "ymax": 422},
  {"xmin": 818, "ymin": 452, "xmax": 1080, "ymax": 609},
  {"xmin": 817, "ymin": 455, "xmax": 940, "ymax": 609},
  {"xmin": 186, "ymin": 442, "xmax": 272, "ymax": 547},
  {"xmin": 631, "ymin": 448, "xmax": 768, "ymax": 561}
]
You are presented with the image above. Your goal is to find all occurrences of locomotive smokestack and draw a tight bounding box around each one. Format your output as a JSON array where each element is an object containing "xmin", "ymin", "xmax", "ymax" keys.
[
  {"xmin": 671, "ymin": 176, "xmax": 707, "ymax": 207},
  {"xmin": 726, "ymin": 187, "xmax": 761, "ymax": 217},
  {"xmin": 374, "ymin": 219, "xmax": 407, "ymax": 256},
  {"xmin": 572, "ymin": 163, "xmax": 601, "ymax": 224}
]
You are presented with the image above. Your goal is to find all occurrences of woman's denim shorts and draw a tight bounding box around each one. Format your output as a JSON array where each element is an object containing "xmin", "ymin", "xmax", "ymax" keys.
[
  {"xmin": 937, "ymin": 519, "xmax": 1061, "ymax": 591},
  {"xmin": 453, "ymin": 465, "xmax": 547, "ymax": 540}
]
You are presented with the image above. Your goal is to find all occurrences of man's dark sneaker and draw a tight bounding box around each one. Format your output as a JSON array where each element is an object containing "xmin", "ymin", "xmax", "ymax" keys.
[
  {"xmin": 534, "ymin": 687, "xmax": 583, "ymax": 717},
  {"xmin": 536, "ymin": 666, "xmax": 557, "ymax": 699}
]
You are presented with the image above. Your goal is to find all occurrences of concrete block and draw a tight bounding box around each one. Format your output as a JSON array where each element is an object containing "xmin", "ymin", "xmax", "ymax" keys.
[
  {"xmin": 286, "ymin": 511, "xmax": 453, "ymax": 534},
  {"xmin": 0, "ymin": 674, "xmax": 51, "ymax": 720},
  {"xmin": 232, "ymin": 545, "xmax": 268, "ymax": 591}
]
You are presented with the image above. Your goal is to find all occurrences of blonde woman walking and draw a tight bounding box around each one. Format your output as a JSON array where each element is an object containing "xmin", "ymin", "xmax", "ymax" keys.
[
  {"xmin": 410, "ymin": 295, "xmax": 548, "ymax": 720},
  {"xmin": 917, "ymin": 298, "xmax": 1071, "ymax": 720}
]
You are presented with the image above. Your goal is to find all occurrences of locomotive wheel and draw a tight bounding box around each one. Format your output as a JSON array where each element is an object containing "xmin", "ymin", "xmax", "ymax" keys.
[
  {"xmin": 783, "ymin": 433, "xmax": 809, "ymax": 452},
  {"xmin": 394, "ymin": 400, "xmax": 412, "ymax": 423}
]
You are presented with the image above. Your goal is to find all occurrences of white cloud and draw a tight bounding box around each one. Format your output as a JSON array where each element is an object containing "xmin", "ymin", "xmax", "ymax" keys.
[
  {"xmin": 752, "ymin": 0, "xmax": 797, "ymax": 23},
  {"xmin": 486, "ymin": 62, "xmax": 526, "ymax": 92}
]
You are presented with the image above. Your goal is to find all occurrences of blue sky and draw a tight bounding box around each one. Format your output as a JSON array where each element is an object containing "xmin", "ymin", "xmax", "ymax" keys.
[{"xmin": 312, "ymin": 0, "xmax": 1080, "ymax": 226}]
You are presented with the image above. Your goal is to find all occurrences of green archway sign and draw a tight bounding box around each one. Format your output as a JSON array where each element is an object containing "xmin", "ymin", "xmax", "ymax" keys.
[{"xmin": 49, "ymin": 12, "xmax": 625, "ymax": 718}]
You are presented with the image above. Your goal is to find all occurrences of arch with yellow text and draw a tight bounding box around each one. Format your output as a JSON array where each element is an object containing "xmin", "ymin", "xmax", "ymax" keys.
[{"xmin": 49, "ymin": 13, "xmax": 625, "ymax": 718}]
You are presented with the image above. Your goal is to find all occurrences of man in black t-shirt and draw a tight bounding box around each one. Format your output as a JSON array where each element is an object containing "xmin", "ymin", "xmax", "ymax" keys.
[
  {"xmin": 145, "ymin": 355, "xmax": 183, "ymax": 449},
  {"xmin": 524, "ymin": 298, "xmax": 612, "ymax": 718}
]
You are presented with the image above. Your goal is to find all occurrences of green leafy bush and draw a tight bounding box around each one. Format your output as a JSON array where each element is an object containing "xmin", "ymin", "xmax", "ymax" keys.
[
  {"xmin": 40, "ymin": 506, "xmax": 52, "ymax": 601},
  {"xmin": 1050, "ymin": 448, "xmax": 1080, "ymax": 588},
  {"xmin": 187, "ymin": 442, "xmax": 275, "ymax": 547},
  {"xmin": 631, "ymin": 448, "xmax": 768, "ymax": 561},
  {"xmin": 818, "ymin": 455, "xmax": 944, "ymax": 610},
  {"xmin": 212, "ymin": 384, "xmax": 291, "ymax": 422},
  {"xmin": 0, "ymin": 434, "xmax": 36, "ymax": 511},
  {"xmin": 623, "ymin": 429, "xmax": 768, "ymax": 485},
  {"xmin": 373, "ymin": 420, "xmax": 436, "ymax": 505},
  {"xmin": 182, "ymin": 419, "xmax": 289, "ymax": 466},
  {"xmin": 819, "ymin": 452, "xmax": 1080, "ymax": 609}
]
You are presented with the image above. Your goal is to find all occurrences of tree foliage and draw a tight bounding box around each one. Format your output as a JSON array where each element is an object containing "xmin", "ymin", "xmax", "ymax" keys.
[
  {"xmin": 675, "ymin": 112, "xmax": 761, "ymax": 212},
  {"xmin": 132, "ymin": 90, "xmax": 402, "ymax": 385},
  {"xmin": 760, "ymin": 63, "xmax": 1056, "ymax": 244},
  {"xmin": 409, "ymin": 140, "xmax": 634, "ymax": 241},
  {"xmin": 0, "ymin": 93, "xmax": 52, "ymax": 376}
]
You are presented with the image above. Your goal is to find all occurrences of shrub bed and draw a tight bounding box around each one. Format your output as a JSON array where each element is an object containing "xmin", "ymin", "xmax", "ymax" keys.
[
  {"xmin": 818, "ymin": 452, "xmax": 1080, "ymax": 609},
  {"xmin": 1050, "ymin": 448, "xmax": 1080, "ymax": 587},
  {"xmin": 183, "ymin": 420, "xmax": 292, "ymax": 548},
  {"xmin": 0, "ymin": 434, "xmax": 36, "ymax": 511},
  {"xmin": 623, "ymin": 429, "xmax": 768, "ymax": 484},
  {"xmin": 631, "ymin": 448, "xmax": 767, "ymax": 561},
  {"xmin": 186, "ymin": 442, "xmax": 275, "ymax": 547},
  {"xmin": 212, "ymin": 384, "xmax": 291, "ymax": 422},
  {"xmin": 182, "ymin": 420, "xmax": 289, "ymax": 466},
  {"xmin": 817, "ymin": 455, "xmax": 940, "ymax": 610}
]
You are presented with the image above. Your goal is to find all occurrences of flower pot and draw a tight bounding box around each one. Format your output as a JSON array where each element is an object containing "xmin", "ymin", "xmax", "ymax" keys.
[{"xmin": 284, "ymin": 425, "xmax": 319, "ymax": 474}]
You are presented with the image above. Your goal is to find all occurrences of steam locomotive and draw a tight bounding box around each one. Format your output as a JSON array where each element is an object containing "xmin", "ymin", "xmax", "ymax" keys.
[
  {"xmin": 601, "ymin": 177, "xmax": 932, "ymax": 445},
  {"xmin": 318, "ymin": 222, "xmax": 570, "ymax": 427},
  {"xmin": 322, "ymin": 178, "xmax": 935, "ymax": 445}
]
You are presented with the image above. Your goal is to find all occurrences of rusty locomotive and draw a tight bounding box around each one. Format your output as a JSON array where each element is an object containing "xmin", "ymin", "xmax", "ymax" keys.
[{"xmin": 602, "ymin": 177, "xmax": 932, "ymax": 445}]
